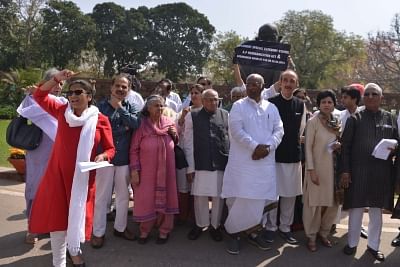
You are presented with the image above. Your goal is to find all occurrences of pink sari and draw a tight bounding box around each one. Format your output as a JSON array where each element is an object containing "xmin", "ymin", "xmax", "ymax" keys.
[{"xmin": 130, "ymin": 116, "xmax": 179, "ymax": 221}]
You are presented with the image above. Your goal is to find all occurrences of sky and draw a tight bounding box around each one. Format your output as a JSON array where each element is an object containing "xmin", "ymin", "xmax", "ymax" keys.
[{"xmin": 72, "ymin": 0, "xmax": 400, "ymax": 39}]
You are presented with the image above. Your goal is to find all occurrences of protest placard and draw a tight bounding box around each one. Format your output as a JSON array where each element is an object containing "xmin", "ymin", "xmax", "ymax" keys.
[{"xmin": 234, "ymin": 40, "xmax": 291, "ymax": 71}]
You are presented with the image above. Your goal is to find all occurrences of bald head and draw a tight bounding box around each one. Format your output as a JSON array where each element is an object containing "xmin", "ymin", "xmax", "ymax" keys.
[{"xmin": 280, "ymin": 69, "xmax": 299, "ymax": 82}]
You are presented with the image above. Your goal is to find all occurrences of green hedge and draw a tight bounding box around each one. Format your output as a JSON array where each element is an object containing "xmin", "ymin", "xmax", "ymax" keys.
[
  {"xmin": 0, "ymin": 120, "xmax": 11, "ymax": 167},
  {"xmin": 0, "ymin": 106, "xmax": 17, "ymax": 119}
]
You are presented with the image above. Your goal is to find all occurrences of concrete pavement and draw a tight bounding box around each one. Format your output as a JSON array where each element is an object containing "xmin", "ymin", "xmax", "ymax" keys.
[{"xmin": 0, "ymin": 177, "xmax": 399, "ymax": 267}]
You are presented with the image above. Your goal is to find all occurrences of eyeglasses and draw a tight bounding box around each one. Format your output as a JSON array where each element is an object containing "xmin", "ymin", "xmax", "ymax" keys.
[
  {"xmin": 364, "ymin": 92, "xmax": 379, "ymax": 97},
  {"xmin": 65, "ymin": 89, "xmax": 87, "ymax": 97}
]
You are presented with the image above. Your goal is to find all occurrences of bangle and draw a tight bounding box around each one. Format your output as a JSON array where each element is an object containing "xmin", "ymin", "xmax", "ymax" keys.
[{"xmin": 53, "ymin": 76, "xmax": 61, "ymax": 84}]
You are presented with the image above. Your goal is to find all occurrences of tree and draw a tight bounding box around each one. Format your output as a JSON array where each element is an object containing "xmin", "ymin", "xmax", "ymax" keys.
[
  {"xmin": 206, "ymin": 31, "xmax": 247, "ymax": 85},
  {"xmin": 358, "ymin": 14, "xmax": 400, "ymax": 91},
  {"xmin": 0, "ymin": 0, "xmax": 20, "ymax": 70},
  {"xmin": 39, "ymin": 0, "xmax": 95, "ymax": 68},
  {"xmin": 277, "ymin": 10, "xmax": 365, "ymax": 88},
  {"xmin": 15, "ymin": 0, "xmax": 45, "ymax": 68},
  {"xmin": 145, "ymin": 3, "xmax": 215, "ymax": 81},
  {"xmin": 91, "ymin": 3, "xmax": 148, "ymax": 76},
  {"xmin": 0, "ymin": 68, "xmax": 42, "ymax": 117}
]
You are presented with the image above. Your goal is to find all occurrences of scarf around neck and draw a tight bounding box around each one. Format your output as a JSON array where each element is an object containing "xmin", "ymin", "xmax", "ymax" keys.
[
  {"xmin": 143, "ymin": 116, "xmax": 175, "ymax": 212},
  {"xmin": 64, "ymin": 103, "xmax": 99, "ymax": 255}
]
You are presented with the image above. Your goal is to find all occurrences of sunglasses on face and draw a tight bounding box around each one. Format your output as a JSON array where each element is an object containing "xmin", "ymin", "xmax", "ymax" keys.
[
  {"xmin": 364, "ymin": 92, "xmax": 379, "ymax": 97},
  {"xmin": 65, "ymin": 89, "xmax": 87, "ymax": 97}
]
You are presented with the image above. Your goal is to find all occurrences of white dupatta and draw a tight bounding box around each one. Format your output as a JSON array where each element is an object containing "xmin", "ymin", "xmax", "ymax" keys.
[
  {"xmin": 64, "ymin": 103, "xmax": 99, "ymax": 255},
  {"xmin": 17, "ymin": 94, "xmax": 68, "ymax": 141}
]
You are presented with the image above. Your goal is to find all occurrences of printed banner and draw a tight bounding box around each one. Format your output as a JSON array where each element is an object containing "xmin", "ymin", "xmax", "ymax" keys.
[{"xmin": 234, "ymin": 40, "xmax": 291, "ymax": 71}]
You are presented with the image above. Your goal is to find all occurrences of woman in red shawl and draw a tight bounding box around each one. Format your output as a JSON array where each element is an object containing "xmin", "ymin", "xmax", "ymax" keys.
[
  {"xmin": 130, "ymin": 95, "xmax": 179, "ymax": 244},
  {"xmin": 29, "ymin": 70, "xmax": 115, "ymax": 267}
]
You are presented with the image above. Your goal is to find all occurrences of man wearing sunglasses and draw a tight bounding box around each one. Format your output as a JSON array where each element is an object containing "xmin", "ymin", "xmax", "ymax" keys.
[{"xmin": 340, "ymin": 83, "xmax": 399, "ymax": 261}]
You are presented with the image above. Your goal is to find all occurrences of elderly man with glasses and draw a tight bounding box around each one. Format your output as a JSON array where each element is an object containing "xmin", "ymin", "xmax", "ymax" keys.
[{"xmin": 340, "ymin": 83, "xmax": 399, "ymax": 261}]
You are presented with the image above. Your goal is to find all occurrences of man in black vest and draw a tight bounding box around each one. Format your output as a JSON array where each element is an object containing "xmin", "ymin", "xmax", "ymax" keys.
[
  {"xmin": 263, "ymin": 70, "xmax": 305, "ymax": 245},
  {"xmin": 183, "ymin": 89, "xmax": 229, "ymax": 242}
]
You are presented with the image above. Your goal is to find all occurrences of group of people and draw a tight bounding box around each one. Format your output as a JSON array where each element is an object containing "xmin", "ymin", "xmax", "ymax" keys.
[{"xmin": 16, "ymin": 25, "xmax": 400, "ymax": 267}]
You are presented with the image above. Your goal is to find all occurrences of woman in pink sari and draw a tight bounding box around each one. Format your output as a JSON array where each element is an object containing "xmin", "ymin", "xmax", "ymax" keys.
[{"xmin": 130, "ymin": 95, "xmax": 179, "ymax": 244}]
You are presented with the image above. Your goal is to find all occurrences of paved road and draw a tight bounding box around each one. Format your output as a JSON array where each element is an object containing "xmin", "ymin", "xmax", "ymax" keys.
[{"xmin": 0, "ymin": 177, "xmax": 399, "ymax": 267}]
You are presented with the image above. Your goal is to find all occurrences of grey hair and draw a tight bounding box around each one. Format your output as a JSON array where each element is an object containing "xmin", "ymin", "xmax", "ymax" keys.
[
  {"xmin": 246, "ymin": 73, "xmax": 264, "ymax": 85},
  {"xmin": 141, "ymin": 94, "xmax": 165, "ymax": 117},
  {"xmin": 230, "ymin": 86, "xmax": 246, "ymax": 97},
  {"xmin": 364, "ymin": 83, "xmax": 383, "ymax": 96},
  {"xmin": 42, "ymin": 68, "xmax": 59, "ymax": 81},
  {"xmin": 201, "ymin": 88, "xmax": 218, "ymax": 98}
]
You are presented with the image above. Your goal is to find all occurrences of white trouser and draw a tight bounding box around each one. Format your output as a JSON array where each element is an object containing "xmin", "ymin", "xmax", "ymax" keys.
[
  {"xmin": 194, "ymin": 196, "xmax": 223, "ymax": 229},
  {"xmin": 176, "ymin": 168, "xmax": 190, "ymax": 193},
  {"xmin": 93, "ymin": 165, "xmax": 130, "ymax": 236},
  {"xmin": 348, "ymin": 207, "xmax": 382, "ymax": 250},
  {"xmin": 50, "ymin": 231, "xmax": 67, "ymax": 267},
  {"xmin": 265, "ymin": 196, "xmax": 296, "ymax": 232}
]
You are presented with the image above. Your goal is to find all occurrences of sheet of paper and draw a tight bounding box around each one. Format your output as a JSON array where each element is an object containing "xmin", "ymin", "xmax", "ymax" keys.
[
  {"xmin": 372, "ymin": 139, "xmax": 398, "ymax": 160},
  {"xmin": 327, "ymin": 140, "xmax": 337, "ymax": 154},
  {"xmin": 78, "ymin": 161, "xmax": 113, "ymax": 173}
]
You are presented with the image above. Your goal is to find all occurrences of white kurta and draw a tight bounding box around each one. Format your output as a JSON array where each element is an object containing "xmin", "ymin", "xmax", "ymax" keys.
[
  {"xmin": 17, "ymin": 94, "xmax": 67, "ymax": 141},
  {"xmin": 276, "ymin": 162, "xmax": 303, "ymax": 196},
  {"xmin": 167, "ymin": 91, "xmax": 182, "ymax": 112},
  {"xmin": 221, "ymin": 97, "xmax": 284, "ymax": 200},
  {"xmin": 261, "ymin": 84, "xmax": 279, "ymax": 100},
  {"xmin": 183, "ymin": 111, "xmax": 225, "ymax": 197},
  {"xmin": 126, "ymin": 90, "xmax": 144, "ymax": 111}
]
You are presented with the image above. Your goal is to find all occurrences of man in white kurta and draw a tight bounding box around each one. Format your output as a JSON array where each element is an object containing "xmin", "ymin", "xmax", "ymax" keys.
[{"xmin": 222, "ymin": 74, "xmax": 284, "ymax": 254}]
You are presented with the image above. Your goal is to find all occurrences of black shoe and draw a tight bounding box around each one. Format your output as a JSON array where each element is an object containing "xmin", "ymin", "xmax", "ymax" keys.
[
  {"xmin": 391, "ymin": 233, "xmax": 400, "ymax": 247},
  {"xmin": 343, "ymin": 244, "xmax": 357, "ymax": 255},
  {"xmin": 187, "ymin": 226, "xmax": 203, "ymax": 240},
  {"xmin": 138, "ymin": 236, "xmax": 149, "ymax": 245},
  {"xmin": 156, "ymin": 234, "xmax": 169, "ymax": 245},
  {"xmin": 209, "ymin": 227, "xmax": 223, "ymax": 242},
  {"xmin": 226, "ymin": 235, "xmax": 240, "ymax": 255},
  {"xmin": 367, "ymin": 246, "xmax": 385, "ymax": 261},
  {"xmin": 247, "ymin": 233, "xmax": 271, "ymax": 251},
  {"xmin": 360, "ymin": 226, "xmax": 368, "ymax": 239},
  {"xmin": 261, "ymin": 229, "xmax": 275, "ymax": 243},
  {"xmin": 279, "ymin": 230, "xmax": 298, "ymax": 245}
]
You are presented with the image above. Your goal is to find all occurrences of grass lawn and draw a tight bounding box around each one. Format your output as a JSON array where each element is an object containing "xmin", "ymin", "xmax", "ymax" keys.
[{"xmin": 0, "ymin": 120, "xmax": 11, "ymax": 167}]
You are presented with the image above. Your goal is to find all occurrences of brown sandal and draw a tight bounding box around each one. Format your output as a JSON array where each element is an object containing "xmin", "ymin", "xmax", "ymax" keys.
[
  {"xmin": 90, "ymin": 235, "xmax": 104, "ymax": 249},
  {"xmin": 319, "ymin": 237, "xmax": 332, "ymax": 248},
  {"xmin": 25, "ymin": 232, "xmax": 38, "ymax": 244},
  {"xmin": 307, "ymin": 239, "xmax": 317, "ymax": 252}
]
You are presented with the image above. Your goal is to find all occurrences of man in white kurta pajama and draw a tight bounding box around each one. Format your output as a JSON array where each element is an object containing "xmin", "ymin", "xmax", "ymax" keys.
[{"xmin": 222, "ymin": 74, "xmax": 284, "ymax": 254}]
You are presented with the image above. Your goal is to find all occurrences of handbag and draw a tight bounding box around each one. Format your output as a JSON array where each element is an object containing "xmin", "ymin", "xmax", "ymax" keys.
[
  {"xmin": 174, "ymin": 145, "xmax": 188, "ymax": 169},
  {"xmin": 6, "ymin": 116, "xmax": 43, "ymax": 150}
]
